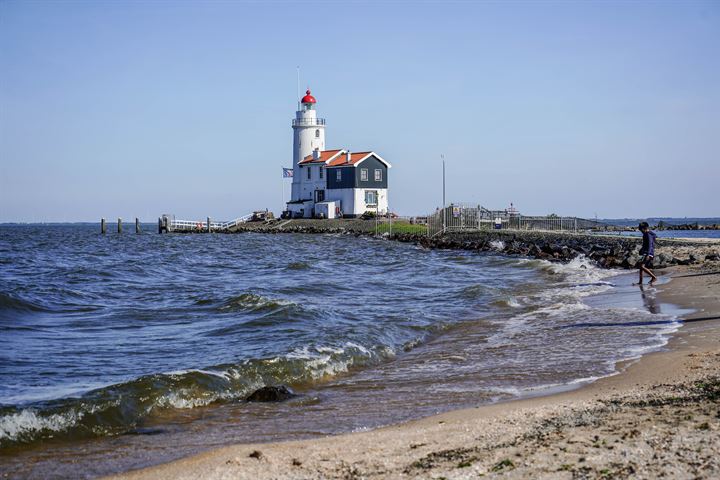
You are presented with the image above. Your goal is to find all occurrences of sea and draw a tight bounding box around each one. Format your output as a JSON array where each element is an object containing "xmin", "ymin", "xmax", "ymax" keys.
[{"xmin": 0, "ymin": 225, "xmax": 690, "ymax": 478}]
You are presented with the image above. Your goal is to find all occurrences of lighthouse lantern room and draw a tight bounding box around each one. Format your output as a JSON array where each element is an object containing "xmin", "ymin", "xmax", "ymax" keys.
[{"xmin": 286, "ymin": 90, "xmax": 391, "ymax": 219}]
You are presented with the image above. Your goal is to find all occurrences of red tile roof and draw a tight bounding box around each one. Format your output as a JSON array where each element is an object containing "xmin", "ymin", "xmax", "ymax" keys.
[
  {"xmin": 299, "ymin": 149, "xmax": 375, "ymax": 167},
  {"xmin": 299, "ymin": 149, "xmax": 343, "ymax": 165},
  {"xmin": 327, "ymin": 151, "xmax": 372, "ymax": 167},
  {"xmin": 299, "ymin": 149, "xmax": 391, "ymax": 168}
]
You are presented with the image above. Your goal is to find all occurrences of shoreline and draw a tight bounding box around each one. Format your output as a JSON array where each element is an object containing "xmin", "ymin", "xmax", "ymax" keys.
[{"xmin": 107, "ymin": 265, "xmax": 720, "ymax": 479}]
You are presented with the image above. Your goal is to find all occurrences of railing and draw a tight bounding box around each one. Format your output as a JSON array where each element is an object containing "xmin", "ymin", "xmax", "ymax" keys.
[
  {"xmin": 426, "ymin": 204, "xmax": 607, "ymax": 237},
  {"xmin": 292, "ymin": 118, "xmax": 326, "ymax": 126},
  {"xmin": 163, "ymin": 213, "xmax": 254, "ymax": 232}
]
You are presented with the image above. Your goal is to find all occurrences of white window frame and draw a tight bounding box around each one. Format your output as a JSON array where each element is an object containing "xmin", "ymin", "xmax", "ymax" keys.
[
  {"xmin": 336, "ymin": 169, "xmax": 342, "ymax": 181},
  {"xmin": 319, "ymin": 167, "xmax": 323, "ymax": 179},
  {"xmin": 374, "ymin": 169, "xmax": 382, "ymax": 182},
  {"xmin": 307, "ymin": 166, "xmax": 311, "ymax": 180},
  {"xmin": 360, "ymin": 168, "xmax": 368, "ymax": 182},
  {"xmin": 364, "ymin": 190, "xmax": 377, "ymax": 205}
]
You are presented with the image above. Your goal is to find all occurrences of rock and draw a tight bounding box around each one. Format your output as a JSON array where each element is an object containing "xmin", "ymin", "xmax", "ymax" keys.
[
  {"xmin": 656, "ymin": 253, "xmax": 673, "ymax": 268},
  {"xmin": 624, "ymin": 254, "xmax": 640, "ymax": 268},
  {"xmin": 706, "ymin": 253, "xmax": 720, "ymax": 261},
  {"xmin": 249, "ymin": 450, "xmax": 263, "ymax": 459},
  {"xmin": 245, "ymin": 385, "xmax": 296, "ymax": 402}
]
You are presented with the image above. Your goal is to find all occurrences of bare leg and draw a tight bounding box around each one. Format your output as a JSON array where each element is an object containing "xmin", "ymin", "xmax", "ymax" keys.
[
  {"xmin": 641, "ymin": 265, "xmax": 657, "ymax": 284},
  {"xmin": 636, "ymin": 268, "xmax": 644, "ymax": 285}
]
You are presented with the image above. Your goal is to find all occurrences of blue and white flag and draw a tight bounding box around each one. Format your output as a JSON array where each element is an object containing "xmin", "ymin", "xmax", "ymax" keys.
[{"xmin": 282, "ymin": 168, "xmax": 293, "ymax": 178}]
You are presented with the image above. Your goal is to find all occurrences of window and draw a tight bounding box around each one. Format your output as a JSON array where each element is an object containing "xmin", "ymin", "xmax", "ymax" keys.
[
  {"xmin": 365, "ymin": 190, "xmax": 377, "ymax": 205},
  {"xmin": 307, "ymin": 166, "xmax": 311, "ymax": 180},
  {"xmin": 336, "ymin": 170, "xmax": 342, "ymax": 181},
  {"xmin": 360, "ymin": 168, "xmax": 368, "ymax": 182},
  {"xmin": 319, "ymin": 167, "xmax": 323, "ymax": 179},
  {"xmin": 374, "ymin": 169, "xmax": 382, "ymax": 182},
  {"xmin": 315, "ymin": 129, "xmax": 320, "ymax": 138}
]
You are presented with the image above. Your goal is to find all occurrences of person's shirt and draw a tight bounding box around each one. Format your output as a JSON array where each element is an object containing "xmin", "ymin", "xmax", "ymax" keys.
[{"xmin": 640, "ymin": 230, "xmax": 657, "ymax": 256}]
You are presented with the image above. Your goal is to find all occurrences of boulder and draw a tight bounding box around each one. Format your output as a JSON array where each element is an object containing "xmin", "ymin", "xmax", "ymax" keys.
[{"xmin": 246, "ymin": 385, "xmax": 296, "ymax": 402}]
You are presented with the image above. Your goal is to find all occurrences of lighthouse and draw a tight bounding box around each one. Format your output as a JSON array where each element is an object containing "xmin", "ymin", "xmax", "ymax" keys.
[
  {"xmin": 290, "ymin": 90, "xmax": 326, "ymax": 201},
  {"xmin": 285, "ymin": 89, "xmax": 391, "ymax": 219}
]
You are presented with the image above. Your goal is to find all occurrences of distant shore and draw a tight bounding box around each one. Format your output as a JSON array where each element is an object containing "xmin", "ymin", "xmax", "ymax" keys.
[{"xmin": 107, "ymin": 263, "xmax": 720, "ymax": 480}]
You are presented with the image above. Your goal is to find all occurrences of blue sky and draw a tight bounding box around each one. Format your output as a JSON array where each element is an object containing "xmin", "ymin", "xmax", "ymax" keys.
[{"xmin": 1, "ymin": 0, "xmax": 718, "ymax": 221}]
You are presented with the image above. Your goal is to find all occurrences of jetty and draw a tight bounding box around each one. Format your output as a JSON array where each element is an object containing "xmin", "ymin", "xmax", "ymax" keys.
[{"xmin": 157, "ymin": 211, "xmax": 274, "ymax": 233}]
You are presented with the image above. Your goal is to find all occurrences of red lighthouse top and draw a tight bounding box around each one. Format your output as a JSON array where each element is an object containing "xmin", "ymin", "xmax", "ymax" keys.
[{"xmin": 301, "ymin": 89, "xmax": 316, "ymax": 104}]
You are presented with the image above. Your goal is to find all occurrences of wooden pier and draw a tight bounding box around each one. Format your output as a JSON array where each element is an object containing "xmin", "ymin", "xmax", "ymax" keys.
[
  {"xmin": 101, "ymin": 212, "xmax": 272, "ymax": 234},
  {"xmin": 157, "ymin": 213, "xmax": 255, "ymax": 233}
]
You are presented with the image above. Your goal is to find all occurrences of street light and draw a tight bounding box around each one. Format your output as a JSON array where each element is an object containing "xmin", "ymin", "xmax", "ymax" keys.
[{"xmin": 441, "ymin": 154, "xmax": 446, "ymax": 233}]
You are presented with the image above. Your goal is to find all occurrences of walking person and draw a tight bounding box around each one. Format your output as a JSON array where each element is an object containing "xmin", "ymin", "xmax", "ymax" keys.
[{"xmin": 636, "ymin": 222, "xmax": 658, "ymax": 285}]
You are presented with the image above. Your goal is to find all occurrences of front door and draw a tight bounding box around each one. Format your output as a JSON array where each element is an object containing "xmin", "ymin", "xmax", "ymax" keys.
[{"xmin": 315, "ymin": 189, "xmax": 325, "ymax": 202}]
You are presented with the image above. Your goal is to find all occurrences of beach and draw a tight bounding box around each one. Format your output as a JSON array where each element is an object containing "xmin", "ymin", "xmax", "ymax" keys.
[{"xmin": 106, "ymin": 264, "xmax": 720, "ymax": 480}]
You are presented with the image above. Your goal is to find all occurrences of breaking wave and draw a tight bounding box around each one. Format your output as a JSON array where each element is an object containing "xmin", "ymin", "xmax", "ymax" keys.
[{"xmin": 0, "ymin": 341, "xmax": 395, "ymax": 448}]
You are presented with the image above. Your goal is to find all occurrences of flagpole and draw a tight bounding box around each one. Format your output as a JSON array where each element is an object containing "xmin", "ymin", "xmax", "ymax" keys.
[{"xmin": 281, "ymin": 166, "xmax": 284, "ymax": 215}]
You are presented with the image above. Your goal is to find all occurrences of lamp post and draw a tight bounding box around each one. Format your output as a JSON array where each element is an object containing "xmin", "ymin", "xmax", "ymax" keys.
[{"xmin": 441, "ymin": 154, "xmax": 446, "ymax": 233}]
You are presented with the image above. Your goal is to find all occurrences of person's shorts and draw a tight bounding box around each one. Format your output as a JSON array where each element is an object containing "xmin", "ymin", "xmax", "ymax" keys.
[{"xmin": 641, "ymin": 255, "xmax": 654, "ymax": 268}]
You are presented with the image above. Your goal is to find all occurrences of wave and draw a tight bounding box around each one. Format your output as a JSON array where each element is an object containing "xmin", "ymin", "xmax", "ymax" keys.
[
  {"xmin": 0, "ymin": 292, "xmax": 47, "ymax": 313},
  {"xmin": 218, "ymin": 293, "xmax": 296, "ymax": 313},
  {"xmin": 286, "ymin": 262, "xmax": 310, "ymax": 270},
  {"xmin": 0, "ymin": 341, "xmax": 395, "ymax": 449}
]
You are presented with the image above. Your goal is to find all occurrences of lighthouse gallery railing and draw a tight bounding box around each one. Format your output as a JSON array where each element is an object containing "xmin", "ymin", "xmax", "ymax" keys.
[{"xmin": 292, "ymin": 118, "xmax": 326, "ymax": 126}]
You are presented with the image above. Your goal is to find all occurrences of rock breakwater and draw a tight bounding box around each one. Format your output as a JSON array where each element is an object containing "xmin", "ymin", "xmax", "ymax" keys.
[
  {"xmin": 414, "ymin": 231, "xmax": 720, "ymax": 270},
  {"xmin": 233, "ymin": 219, "xmax": 720, "ymax": 270}
]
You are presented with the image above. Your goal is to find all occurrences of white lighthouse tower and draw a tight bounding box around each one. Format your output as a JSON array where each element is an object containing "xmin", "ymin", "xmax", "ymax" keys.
[{"xmin": 290, "ymin": 89, "xmax": 326, "ymax": 200}]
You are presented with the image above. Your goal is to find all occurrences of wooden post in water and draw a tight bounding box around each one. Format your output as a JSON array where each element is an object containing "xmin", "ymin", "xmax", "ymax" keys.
[
  {"xmin": 117, "ymin": 218, "xmax": 122, "ymax": 234},
  {"xmin": 135, "ymin": 217, "xmax": 141, "ymax": 234},
  {"xmin": 207, "ymin": 217, "xmax": 211, "ymax": 233},
  {"xmin": 101, "ymin": 218, "xmax": 106, "ymax": 234},
  {"xmin": 158, "ymin": 217, "xmax": 163, "ymax": 234}
]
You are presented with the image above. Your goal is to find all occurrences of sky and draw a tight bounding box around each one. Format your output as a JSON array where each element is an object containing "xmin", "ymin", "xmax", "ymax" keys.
[{"xmin": 1, "ymin": 0, "xmax": 718, "ymax": 222}]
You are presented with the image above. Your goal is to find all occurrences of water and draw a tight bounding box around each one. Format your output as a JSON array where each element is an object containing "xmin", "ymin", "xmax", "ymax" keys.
[
  {"xmin": 0, "ymin": 225, "xmax": 685, "ymax": 478},
  {"xmin": 594, "ymin": 230, "xmax": 720, "ymax": 239}
]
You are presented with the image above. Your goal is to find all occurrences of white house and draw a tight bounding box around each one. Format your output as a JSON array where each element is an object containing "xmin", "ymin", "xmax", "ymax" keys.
[{"xmin": 286, "ymin": 90, "xmax": 391, "ymax": 218}]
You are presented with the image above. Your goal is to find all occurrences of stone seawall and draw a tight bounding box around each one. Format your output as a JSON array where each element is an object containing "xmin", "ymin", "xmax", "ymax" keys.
[
  {"xmin": 232, "ymin": 220, "xmax": 720, "ymax": 270},
  {"xmin": 414, "ymin": 231, "xmax": 720, "ymax": 269}
]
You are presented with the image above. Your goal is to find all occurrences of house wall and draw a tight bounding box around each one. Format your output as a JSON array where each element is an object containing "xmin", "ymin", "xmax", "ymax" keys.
[
  {"xmin": 298, "ymin": 165, "xmax": 327, "ymax": 201},
  {"xmin": 327, "ymin": 155, "xmax": 388, "ymax": 190},
  {"xmin": 326, "ymin": 166, "xmax": 355, "ymax": 189},
  {"xmin": 353, "ymin": 156, "xmax": 388, "ymax": 189},
  {"xmin": 353, "ymin": 188, "xmax": 388, "ymax": 216},
  {"xmin": 326, "ymin": 188, "xmax": 355, "ymax": 216}
]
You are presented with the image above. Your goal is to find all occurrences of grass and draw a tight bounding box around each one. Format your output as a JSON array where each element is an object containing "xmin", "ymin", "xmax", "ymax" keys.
[{"xmin": 375, "ymin": 221, "xmax": 426, "ymax": 235}]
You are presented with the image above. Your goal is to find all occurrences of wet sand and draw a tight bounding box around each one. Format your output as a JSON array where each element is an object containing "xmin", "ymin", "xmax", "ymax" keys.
[{"xmin": 107, "ymin": 264, "xmax": 720, "ymax": 479}]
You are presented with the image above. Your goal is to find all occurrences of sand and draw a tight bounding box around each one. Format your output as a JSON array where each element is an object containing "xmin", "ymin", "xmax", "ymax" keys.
[{"xmin": 108, "ymin": 265, "xmax": 720, "ymax": 480}]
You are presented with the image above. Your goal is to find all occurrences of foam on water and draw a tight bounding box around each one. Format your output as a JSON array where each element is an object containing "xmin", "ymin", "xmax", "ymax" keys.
[{"xmin": 0, "ymin": 227, "xmax": 685, "ymax": 461}]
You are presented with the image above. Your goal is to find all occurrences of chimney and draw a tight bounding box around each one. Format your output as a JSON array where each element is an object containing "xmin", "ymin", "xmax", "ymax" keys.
[
  {"xmin": 313, "ymin": 148, "xmax": 320, "ymax": 160},
  {"xmin": 346, "ymin": 150, "xmax": 351, "ymax": 163}
]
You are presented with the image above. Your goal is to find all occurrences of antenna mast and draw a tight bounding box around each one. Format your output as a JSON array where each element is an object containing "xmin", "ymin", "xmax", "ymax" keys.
[{"xmin": 296, "ymin": 66, "xmax": 300, "ymax": 110}]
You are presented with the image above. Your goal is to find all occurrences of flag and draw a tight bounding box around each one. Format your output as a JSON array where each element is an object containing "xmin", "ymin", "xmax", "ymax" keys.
[{"xmin": 282, "ymin": 168, "xmax": 293, "ymax": 178}]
